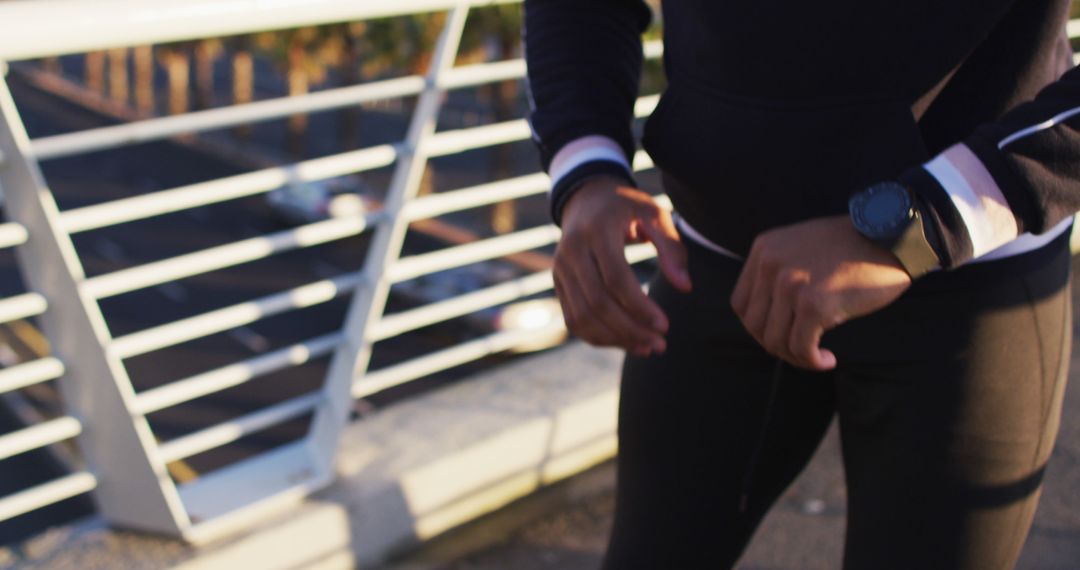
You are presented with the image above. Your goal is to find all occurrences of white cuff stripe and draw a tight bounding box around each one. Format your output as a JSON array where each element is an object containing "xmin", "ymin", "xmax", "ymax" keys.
[
  {"xmin": 924, "ymin": 152, "xmax": 1001, "ymax": 257},
  {"xmin": 978, "ymin": 217, "xmax": 1072, "ymax": 261},
  {"xmin": 998, "ymin": 105, "xmax": 1080, "ymax": 149},
  {"xmin": 548, "ymin": 135, "xmax": 630, "ymax": 189}
]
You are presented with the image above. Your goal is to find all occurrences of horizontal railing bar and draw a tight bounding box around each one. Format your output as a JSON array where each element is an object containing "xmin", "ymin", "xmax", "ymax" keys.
[
  {"xmin": 634, "ymin": 94, "xmax": 660, "ymax": 118},
  {"xmin": 388, "ymin": 225, "xmax": 560, "ymax": 284},
  {"xmin": 354, "ymin": 322, "xmax": 566, "ymax": 399},
  {"xmin": 632, "ymin": 149, "xmax": 655, "ymax": 171},
  {"xmin": 425, "ymin": 119, "xmax": 531, "ymax": 157},
  {"xmin": 400, "ymin": 143, "xmax": 657, "ymax": 223},
  {"xmin": 54, "ymin": 90, "xmax": 657, "ymax": 235},
  {"xmin": 0, "ymin": 292, "xmax": 47, "ymax": 325},
  {"xmin": 82, "ymin": 213, "xmax": 380, "ymax": 300},
  {"xmin": 0, "ymin": 472, "xmax": 96, "ymax": 524},
  {"xmin": 33, "ymin": 78, "xmax": 425, "ymax": 161},
  {"xmin": 356, "ymin": 241, "xmax": 660, "ymax": 399},
  {"xmin": 643, "ymin": 39, "xmax": 664, "ymax": 59},
  {"xmin": 60, "ymin": 144, "xmax": 397, "ymax": 233},
  {"xmin": 34, "ymin": 66, "xmax": 658, "ymax": 164},
  {"xmin": 0, "ymin": 416, "xmax": 82, "ymax": 462},
  {"xmin": 135, "ymin": 333, "xmax": 342, "ymax": 415},
  {"xmin": 423, "ymin": 92, "xmax": 658, "ymax": 158},
  {"xmin": 375, "ymin": 239, "xmax": 658, "ymax": 344},
  {"xmin": 112, "ymin": 272, "xmax": 362, "ymax": 359},
  {"xmin": 156, "ymin": 392, "xmax": 322, "ymax": 463},
  {"xmin": 374, "ymin": 271, "xmax": 553, "ymax": 341},
  {"xmin": 439, "ymin": 39, "xmax": 661, "ymax": 91},
  {"xmin": 0, "ymin": 223, "xmax": 28, "ymax": 249},
  {"xmin": 625, "ymin": 241, "xmax": 660, "ymax": 264},
  {"xmin": 439, "ymin": 59, "xmax": 526, "ymax": 90},
  {"xmin": 0, "ymin": 357, "xmax": 65, "ymax": 395},
  {"xmin": 403, "ymin": 173, "xmax": 549, "ymax": 221},
  {"xmin": 0, "ymin": 0, "xmax": 519, "ymax": 61}
]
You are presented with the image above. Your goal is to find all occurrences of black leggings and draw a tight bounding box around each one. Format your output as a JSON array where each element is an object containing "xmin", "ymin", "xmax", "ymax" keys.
[{"xmin": 603, "ymin": 230, "xmax": 1072, "ymax": 570}]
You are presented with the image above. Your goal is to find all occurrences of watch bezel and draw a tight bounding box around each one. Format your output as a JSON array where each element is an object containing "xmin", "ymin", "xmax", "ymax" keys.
[{"xmin": 848, "ymin": 181, "xmax": 915, "ymax": 242}]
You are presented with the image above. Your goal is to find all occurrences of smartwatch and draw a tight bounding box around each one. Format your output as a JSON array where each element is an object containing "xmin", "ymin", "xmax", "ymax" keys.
[{"xmin": 848, "ymin": 181, "xmax": 941, "ymax": 278}]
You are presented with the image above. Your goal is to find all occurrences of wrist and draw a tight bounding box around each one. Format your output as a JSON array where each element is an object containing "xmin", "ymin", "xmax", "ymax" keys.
[
  {"xmin": 549, "ymin": 160, "xmax": 636, "ymax": 226},
  {"xmin": 848, "ymin": 181, "xmax": 941, "ymax": 279}
]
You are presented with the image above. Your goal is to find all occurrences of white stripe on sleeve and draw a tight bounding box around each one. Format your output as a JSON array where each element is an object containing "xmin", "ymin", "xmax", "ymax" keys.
[
  {"xmin": 998, "ymin": 105, "xmax": 1080, "ymax": 149},
  {"xmin": 548, "ymin": 135, "xmax": 630, "ymax": 190}
]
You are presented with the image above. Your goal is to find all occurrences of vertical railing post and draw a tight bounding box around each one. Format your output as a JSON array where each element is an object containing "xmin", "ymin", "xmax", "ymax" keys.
[
  {"xmin": 0, "ymin": 64, "xmax": 189, "ymax": 534},
  {"xmin": 306, "ymin": 5, "xmax": 471, "ymax": 468}
]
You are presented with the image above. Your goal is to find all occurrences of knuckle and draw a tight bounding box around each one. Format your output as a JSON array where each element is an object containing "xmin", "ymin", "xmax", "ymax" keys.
[
  {"xmin": 756, "ymin": 252, "xmax": 778, "ymax": 271},
  {"xmin": 637, "ymin": 200, "xmax": 662, "ymax": 218},
  {"xmin": 612, "ymin": 280, "xmax": 642, "ymax": 305},
  {"xmin": 593, "ymin": 297, "xmax": 618, "ymax": 320},
  {"xmin": 751, "ymin": 232, "xmax": 774, "ymax": 251},
  {"xmin": 796, "ymin": 288, "xmax": 827, "ymax": 318},
  {"xmin": 778, "ymin": 268, "xmax": 803, "ymax": 287},
  {"xmin": 763, "ymin": 332, "xmax": 784, "ymax": 354},
  {"xmin": 579, "ymin": 287, "xmax": 600, "ymax": 308}
]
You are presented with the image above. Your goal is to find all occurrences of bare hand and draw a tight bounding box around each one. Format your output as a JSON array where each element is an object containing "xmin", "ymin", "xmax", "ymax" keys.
[
  {"xmin": 555, "ymin": 177, "xmax": 692, "ymax": 357},
  {"xmin": 731, "ymin": 216, "xmax": 912, "ymax": 371}
]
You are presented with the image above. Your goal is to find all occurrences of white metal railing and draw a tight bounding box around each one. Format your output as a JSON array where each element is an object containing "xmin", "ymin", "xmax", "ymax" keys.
[
  {"xmin": 111, "ymin": 273, "xmax": 363, "ymax": 359},
  {"xmin": 0, "ymin": 0, "xmax": 665, "ymax": 542},
  {"xmin": 0, "ymin": 202, "xmax": 71, "ymax": 529},
  {"xmin": 81, "ymin": 212, "xmax": 380, "ymax": 299},
  {"xmin": 0, "ymin": 0, "xmax": 1072, "ymax": 547}
]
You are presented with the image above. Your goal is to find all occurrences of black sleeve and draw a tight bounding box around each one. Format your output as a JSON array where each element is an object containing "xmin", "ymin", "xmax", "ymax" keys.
[
  {"xmin": 900, "ymin": 63, "xmax": 1080, "ymax": 268},
  {"xmin": 523, "ymin": 0, "xmax": 652, "ymax": 224}
]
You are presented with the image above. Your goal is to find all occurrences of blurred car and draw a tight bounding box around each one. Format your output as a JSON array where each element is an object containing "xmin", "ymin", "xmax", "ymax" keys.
[
  {"xmin": 395, "ymin": 262, "xmax": 566, "ymax": 353},
  {"xmin": 266, "ymin": 175, "xmax": 372, "ymax": 225}
]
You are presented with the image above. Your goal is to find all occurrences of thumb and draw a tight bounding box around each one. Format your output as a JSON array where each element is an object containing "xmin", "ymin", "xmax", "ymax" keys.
[
  {"xmin": 810, "ymin": 348, "xmax": 837, "ymax": 371},
  {"xmin": 637, "ymin": 209, "xmax": 692, "ymax": 293}
]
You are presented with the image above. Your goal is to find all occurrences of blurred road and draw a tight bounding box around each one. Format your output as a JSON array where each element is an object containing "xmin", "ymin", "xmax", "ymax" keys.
[{"xmin": 393, "ymin": 257, "xmax": 1080, "ymax": 570}]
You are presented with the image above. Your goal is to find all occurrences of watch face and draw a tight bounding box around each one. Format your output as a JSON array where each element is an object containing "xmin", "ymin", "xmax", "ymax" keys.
[{"xmin": 849, "ymin": 181, "xmax": 913, "ymax": 240}]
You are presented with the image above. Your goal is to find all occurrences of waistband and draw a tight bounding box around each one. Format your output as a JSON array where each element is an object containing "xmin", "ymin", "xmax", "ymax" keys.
[{"xmin": 673, "ymin": 210, "xmax": 1072, "ymax": 269}]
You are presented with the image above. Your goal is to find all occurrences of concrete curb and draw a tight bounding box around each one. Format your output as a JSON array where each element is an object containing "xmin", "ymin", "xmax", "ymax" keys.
[{"xmin": 2, "ymin": 341, "xmax": 623, "ymax": 569}]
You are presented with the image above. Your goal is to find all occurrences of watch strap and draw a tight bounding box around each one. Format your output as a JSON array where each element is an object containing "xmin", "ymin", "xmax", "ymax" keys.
[{"xmin": 890, "ymin": 207, "xmax": 940, "ymax": 278}]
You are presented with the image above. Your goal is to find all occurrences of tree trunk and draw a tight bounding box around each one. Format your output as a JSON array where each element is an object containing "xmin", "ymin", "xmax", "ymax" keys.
[
  {"xmin": 108, "ymin": 48, "xmax": 129, "ymax": 103},
  {"xmin": 287, "ymin": 37, "xmax": 309, "ymax": 157},
  {"xmin": 195, "ymin": 41, "xmax": 216, "ymax": 110},
  {"xmin": 489, "ymin": 33, "xmax": 520, "ymax": 235},
  {"xmin": 134, "ymin": 45, "xmax": 155, "ymax": 115},
  {"xmin": 232, "ymin": 39, "xmax": 254, "ymax": 139},
  {"xmin": 85, "ymin": 51, "xmax": 105, "ymax": 94},
  {"xmin": 42, "ymin": 57, "xmax": 61, "ymax": 75},
  {"xmin": 165, "ymin": 51, "xmax": 190, "ymax": 115},
  {"xmin": 337, "ymin": 26, "xmax": 361, "ymax": 149}
]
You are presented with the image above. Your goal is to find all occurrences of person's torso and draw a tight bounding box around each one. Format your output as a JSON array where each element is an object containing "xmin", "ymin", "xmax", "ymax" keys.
[{"xmin": 649, "ymin": 0, "xmax": 1073, "ymax": 254}]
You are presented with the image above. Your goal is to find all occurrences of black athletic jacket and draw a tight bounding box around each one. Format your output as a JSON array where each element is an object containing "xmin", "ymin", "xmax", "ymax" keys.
[{"xmin": 524, "ymin": 0, "xmax": 1079, "ymax": 267}]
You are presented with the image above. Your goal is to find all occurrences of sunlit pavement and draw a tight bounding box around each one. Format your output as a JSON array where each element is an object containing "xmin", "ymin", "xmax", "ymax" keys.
[{"xmin": 392, "ymin": 256, "xmax": 1080, "ymax": 570}]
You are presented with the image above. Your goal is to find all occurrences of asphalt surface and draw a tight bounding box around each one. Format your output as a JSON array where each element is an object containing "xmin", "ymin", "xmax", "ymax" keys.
[{"xmin": 391, "ymin": 257, "xmax": 1080, "ymax": 570}]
